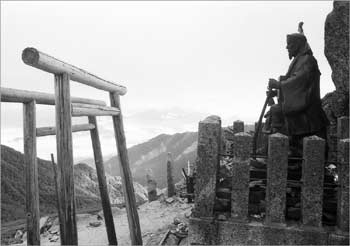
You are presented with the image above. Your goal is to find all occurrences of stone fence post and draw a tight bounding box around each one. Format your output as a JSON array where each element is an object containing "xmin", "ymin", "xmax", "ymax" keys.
[
  {"xmin": 265, "ymin": 133, "xmax": 288, "ymax": 225},
  {"xmin": 337, "ymin": 138, "xmax": 349, "ymax": 232},
  {"xmin": 231, "ymin": 132, "xmax": 252, "ymax": 221},
  {"xmin": 301, "ymin": 136, "xmax": 325, "ymax": 227},
  {"xmin": 233, "ymin": 120, "xmax": 244, "ymax": 134},
  {"xmin": 193, "ymin": 115, "xmax": 221, "ymax": 218}
]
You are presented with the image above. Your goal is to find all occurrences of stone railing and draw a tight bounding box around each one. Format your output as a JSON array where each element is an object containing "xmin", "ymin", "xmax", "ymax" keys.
[{"xmin": 189, "ymin": 115, "xmax": 349, "ymax": 245}]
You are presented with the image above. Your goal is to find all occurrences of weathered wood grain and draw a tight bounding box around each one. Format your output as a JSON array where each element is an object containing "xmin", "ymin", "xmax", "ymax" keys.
[
  {"xmin": 72, "ymin": 103, "xmax": 120, "ymax": 117},
  {"xmin": 110, "ymin": 92, "xmax": 142, "ymax": 245},
  {"xmin": 22, "ymin": 47, "xmax": 127, "ymax": 94},
  {"xmin": 1, "ymin": 87, "xmax": 106, "ymax": 106},
  {"xmin": 54, "ymin": 73, "xmax": 77, "ymax": 245},
  {"xmin": 23, "ymin": 100, "xmax": 40, "ymax": 246}
]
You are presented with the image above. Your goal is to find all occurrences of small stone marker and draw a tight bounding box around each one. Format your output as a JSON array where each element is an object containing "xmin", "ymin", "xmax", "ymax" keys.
[
  {"xmin": 167, "ymin": 153, "xmax": 175, "ymax": 197},
  {"xmin": 146, "ymin": 169, "xmax": 158, "ymax": 202}
]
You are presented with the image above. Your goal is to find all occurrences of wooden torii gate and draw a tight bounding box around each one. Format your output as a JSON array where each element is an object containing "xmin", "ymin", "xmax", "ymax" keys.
[{"xmin": 1, "ymin": 47, "xmax": 142, "ymax": 245}]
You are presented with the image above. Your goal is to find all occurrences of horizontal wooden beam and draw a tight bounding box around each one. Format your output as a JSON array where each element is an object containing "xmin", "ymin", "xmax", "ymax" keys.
[
  {"xmin": 36, "ymin": 123, "xmax": 95, "ymax": 137},
  {"xmin": 1, "ymin": 87, "xmax": 106, "ymax": 106},
  {"xmin": 22, "ymin": 47, "xmax": 127, "ymax": 95},
  {"xmin": 71, "ymin": 103, "xmax": 120, "ymax": 117}
]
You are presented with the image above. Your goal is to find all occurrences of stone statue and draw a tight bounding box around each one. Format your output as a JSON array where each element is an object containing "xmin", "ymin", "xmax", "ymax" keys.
[{"xmin": 265, "ymin": 22, "xmax": 329, "ymax": 156}]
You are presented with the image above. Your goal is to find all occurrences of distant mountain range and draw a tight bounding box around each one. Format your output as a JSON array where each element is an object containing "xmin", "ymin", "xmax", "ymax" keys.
[
  {"xmin": 104, "ymin": 132, "xmax": 198, "ymax": 189},
  {"xmin": 1, "ymin": 145, "xmax": 147, "ymax": 223}
]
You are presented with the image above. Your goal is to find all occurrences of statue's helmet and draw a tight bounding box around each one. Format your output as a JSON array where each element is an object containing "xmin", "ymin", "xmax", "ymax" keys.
[
  {"xmin": 286, "ymin": 22, "xmax": 312, "ymax": 55},
  {"xmin": 287, "ymin": 22, "xmax": 307, "ymax": 45}
]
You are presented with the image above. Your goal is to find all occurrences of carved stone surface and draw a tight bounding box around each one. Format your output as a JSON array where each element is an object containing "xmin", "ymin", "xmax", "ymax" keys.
[
  {"xmin": 193, "ymin": 115, "xmax": 221, "ymax": 218},
  {"xmin": 302, "ymin": 136, "xmax": 325, "ymax": 227},
  {"xmin": 325, "ymin": 1, "xmax": 349, "ymax": 92},
  {"xmin": 265, "ymin": 133, "xmax": 288, "ymax": 225}
]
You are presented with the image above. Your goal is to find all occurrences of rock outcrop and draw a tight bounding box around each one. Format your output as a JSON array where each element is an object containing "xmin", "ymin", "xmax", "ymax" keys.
[
  {"xmin": 323, "ymin": 1, "xmax": 349, "ymax": 160},
  {"xmin": 324, "ymin": 1, "xmax": 349, "ymax": 93}
]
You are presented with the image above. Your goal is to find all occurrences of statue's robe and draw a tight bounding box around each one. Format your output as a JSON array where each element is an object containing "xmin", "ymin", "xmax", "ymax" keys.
[{"xmin": 280, "ymin": 48, "xmax": 329, "ymax": 136}]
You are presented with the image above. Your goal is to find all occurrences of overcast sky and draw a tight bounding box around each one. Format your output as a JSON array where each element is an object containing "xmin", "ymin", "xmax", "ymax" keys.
[{"xmin": 1, "ymin": 1, "xmax": 335, "ymax": 161}]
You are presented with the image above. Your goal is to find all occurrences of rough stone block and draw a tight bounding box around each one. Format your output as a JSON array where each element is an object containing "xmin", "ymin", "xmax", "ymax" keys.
[
  {"xmin": 266, "ymin": 133, "xmax": 288, "ymax": 225},
  {"xmin": 193, "ymin": 115, "xmax": 221, "ymax": 218},
  {"xmin": 337, "ymin": 139, "xmax": 350, "ymax": 232},
  {"xmin": 233, "ymin": 120, "xmax": 244, "ymax": 134},
  {"xmin": 301, "ymin": 136, "xmax": 325, "ymax": 227}
]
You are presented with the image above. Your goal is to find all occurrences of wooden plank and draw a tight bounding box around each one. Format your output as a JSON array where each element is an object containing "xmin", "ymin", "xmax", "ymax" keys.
[
  {"xmin": 23, "ymin": 100, "xmax": 40, "ymax": 245},
  {"xmin": 1, "ymin": 87, "xmax": 106, "ymax": 106},
  {"xmin": 72, "ymin": 103, "xmax": 120, "ymax": 117},
  {"xmin": 22, "ymin": 47, "xmax": 127, "ymax": 94},
  {"xmin": 88, "ymin": 116, "xmax": 118, "ymax": 245},
  {"xmin": 110, "ymin": 92, "xmax": 142, "ymax": 245},
  {"xmin": 54, "ymin": 73, "xmax": 77, "ymax": 245},
  {"xmin": 37, "ymin": 123, "xmax": 95, "ymax": 137}
]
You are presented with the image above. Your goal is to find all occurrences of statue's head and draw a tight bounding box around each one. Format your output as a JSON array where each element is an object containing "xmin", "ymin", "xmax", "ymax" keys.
[
  {"xmin": 286, "ymin": 22, "xmax": 311, "ymax": 59},
  {"xmin": 286, "ymin": 33, "xmax": 306, "ymax": 59}
]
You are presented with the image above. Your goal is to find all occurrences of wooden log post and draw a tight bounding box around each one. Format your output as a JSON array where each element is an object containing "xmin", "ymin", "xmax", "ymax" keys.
[
  {"xmin": 231, "ymin": 132, "xmax": 252, "ymax": 222},
  {"xmin": 301, "ymin": 136, "xmax": 325, "ymax": 227},
  {"xmin": 110, "ymin": 92, "xmax": 142, "ymax": 245},
  {"xmin": 337, "ymin": 138, "xmax": 349, "ymax": 232},
  {"xmin": 23, "ymin": 100, "xmax": 40, "ymax": 245},
  {"xmin": 265, "ymin": 133, "xmax": 288, "ymax": 225},
  {"xmin": 167, "ymin": 152, "xmax": 175, "ymax": 197},
  {"xmin": 88, "ymin": 116, "xmax": 118, "ymax": 245},
  {"xmin": 54, "ymin": 73, "xmax": 77, "ymax": 245},
  {"xmin": 193, "ymin": 115, "xmax": 221, "ymax": 218}
]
